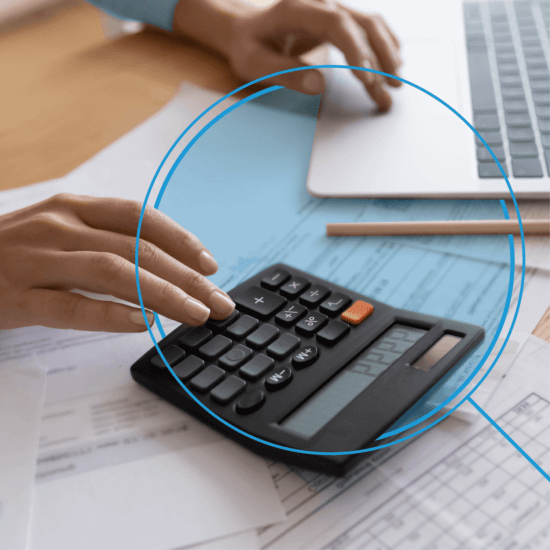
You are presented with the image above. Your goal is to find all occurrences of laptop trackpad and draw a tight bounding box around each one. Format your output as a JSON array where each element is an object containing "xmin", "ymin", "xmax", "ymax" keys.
[{"xmin": 308, "ymin": 41, "xmax": 474, "ymax": 197}]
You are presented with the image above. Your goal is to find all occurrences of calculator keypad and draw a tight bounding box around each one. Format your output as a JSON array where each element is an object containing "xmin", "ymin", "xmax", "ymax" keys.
[{"xmin": 157, "ymin": 270, "xmax": 373, "ymax": 414}]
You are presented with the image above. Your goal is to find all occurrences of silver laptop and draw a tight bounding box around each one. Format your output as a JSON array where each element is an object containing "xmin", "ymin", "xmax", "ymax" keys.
[{"xmin": 307, "ymin": 0, "xmax": 549, "ymax": 199}]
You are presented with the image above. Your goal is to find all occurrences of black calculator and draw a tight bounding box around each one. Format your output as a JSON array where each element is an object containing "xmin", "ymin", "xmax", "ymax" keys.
[{"xmin": 130, "ymin": 264, "xmax": 484, "ymax": 475}]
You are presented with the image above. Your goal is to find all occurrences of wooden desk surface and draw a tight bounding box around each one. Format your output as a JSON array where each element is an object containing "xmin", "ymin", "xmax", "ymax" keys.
[{"xmin": 1, "ymin": 0, "xmax": 549, "ymax": 342}]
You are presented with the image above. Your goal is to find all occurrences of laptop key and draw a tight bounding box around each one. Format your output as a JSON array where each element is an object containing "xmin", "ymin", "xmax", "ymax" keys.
[
  {"xmin": 544, "ymin": 151, "xmax": 550, "ymax": 174},
  {"xmin": 475, "ymin": 130, "xmax": 502, "ymax": 145},
  {"xmin": 503, "ymin": 100, "xmax": 529, "ymax": 113},
  {"xmin": 511, "ymin": 158, "xmax": 543, "ymax": 177},
  {"xmin": 539, "ymin": 119, "xmax": 550, "ymax": 134},
  {"xmin": 478, "ymin": 163, "xmax": 507, "ymax": 178},
  {"xmin": 507, "ymin": 127, "xmax": 535, "ymax": 142},
  {"xmin": 541, "ymin": 134, "xmax": 550, "ymax": 149},
  {"xmin": 467, "ymin": 53, "xmax": 498, "ymax": 111},
  {"xmin": 505, "ymin": 113, "xmax": 532, "ymax": 127},
  {"xmin": 477, "ymin": 146, "xmax": 505, "ymax": 162},
  {"xmin": 536, "ymin": 105, "xmax": 550, "ymax": 120},
  {"xmin": 474, "ymin": 112, "xmax": 500, "ymax": 130},
  {"xmin": 510, "ymin": 142, "xmax": 538, "ymax": 157},
  {"xmin": 530, "ymin": 80, "xmax": 550, "ymax": 92},
  {"xmin": 501, "ymin": 87, "xmax": 525, "ymax": 100},
  {"xmin": 533, "ymin": 93, "xmax": 550, "ymax": 106},
  {"xmin": 499, "ymin": 75, "xmax": 522, "ymax": 87}
]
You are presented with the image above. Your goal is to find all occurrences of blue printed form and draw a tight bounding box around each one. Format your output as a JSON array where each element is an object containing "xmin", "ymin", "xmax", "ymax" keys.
[{"xmin": 156, "ymin": 88, "xmax": 511, "ymax": 439}]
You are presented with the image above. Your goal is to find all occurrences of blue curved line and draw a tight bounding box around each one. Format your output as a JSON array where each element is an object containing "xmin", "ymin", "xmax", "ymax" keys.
[{"xmin": 136, "ymin": 65, "xmax": 526, "ymax": 455}]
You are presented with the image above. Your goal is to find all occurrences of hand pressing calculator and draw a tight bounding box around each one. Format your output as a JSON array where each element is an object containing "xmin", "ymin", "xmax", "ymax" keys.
[{"xmin": 131, "ymin": 264, "xmax": 484, "ymax": 475}]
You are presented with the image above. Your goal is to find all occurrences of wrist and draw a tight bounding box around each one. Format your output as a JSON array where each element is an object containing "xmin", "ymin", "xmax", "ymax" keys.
[{"xmin": 173, "ymin": 0, "xmax": 254, "ymax": 56}]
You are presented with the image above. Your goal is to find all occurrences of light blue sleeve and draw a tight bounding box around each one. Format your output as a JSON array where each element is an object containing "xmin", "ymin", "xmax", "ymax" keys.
[{"xmin": 87, "ymin": 0, "xmax": 181, "ymax": 31}]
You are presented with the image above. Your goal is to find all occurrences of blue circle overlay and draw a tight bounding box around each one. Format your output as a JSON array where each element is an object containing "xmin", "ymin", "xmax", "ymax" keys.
[{"xmin": 134, "ymin": 65, "xmax": 526, "ymax": 456}]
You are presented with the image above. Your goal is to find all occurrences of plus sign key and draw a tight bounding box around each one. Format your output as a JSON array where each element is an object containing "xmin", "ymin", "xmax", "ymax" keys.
[{"xmin": 233, "ymin": 286, "xmax": 286, "ymax": 320}]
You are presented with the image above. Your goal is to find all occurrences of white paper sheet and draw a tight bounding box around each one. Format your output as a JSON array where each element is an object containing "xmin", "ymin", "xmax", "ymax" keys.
[
  {"xmin": 16, "ymin": 326, "xmax": 285, "ymax": 549},
  {"xmin": 0, "ymin": 362, "xmax": 46, "ymax": 550}
]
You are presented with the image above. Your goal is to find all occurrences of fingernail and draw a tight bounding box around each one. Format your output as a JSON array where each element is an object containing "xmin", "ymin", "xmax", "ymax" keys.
[
  {"xmin": 199, "ymin": 250, "xmax": 218, "ymax": 274},
  {"xmin": 186, "ymin": 298, "xmax": 210, "ymax": 323},
  {"xmin": 210, "ymin": 291, "xmax": 235, "ymax": 318},
  {"xmin": 302, "ymin": 72, "xmax": 324, "ymax": 95},
  {"xmin": 129, "ymin": 310, "xmax": 155, "ymax": 326}
]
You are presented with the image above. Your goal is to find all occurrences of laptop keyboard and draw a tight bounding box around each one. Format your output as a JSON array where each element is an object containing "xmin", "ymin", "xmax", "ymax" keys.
[{"xmin": 464, "ymin": 0, "xmax": 549, "ymax": 178}]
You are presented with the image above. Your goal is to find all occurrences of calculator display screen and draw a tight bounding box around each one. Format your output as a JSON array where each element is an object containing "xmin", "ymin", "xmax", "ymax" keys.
[{"xmin": 281, "ymin": 325, "xmax": 427, "ymax": 439}]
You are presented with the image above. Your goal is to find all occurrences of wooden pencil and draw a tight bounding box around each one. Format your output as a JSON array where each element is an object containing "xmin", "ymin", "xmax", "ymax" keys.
[{"xmin": 326, "ymin": 219, "xmax": 550, "ymax": 237}]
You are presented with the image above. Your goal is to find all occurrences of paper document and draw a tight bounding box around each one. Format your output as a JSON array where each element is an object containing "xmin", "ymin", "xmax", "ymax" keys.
[
  {"xmin": 0, "ymin": 361, "xmax": 46, "ymax": 550},
  {"xmin": 1, "ymin": 324, "xmax": 287, "ymax": 550},
  {"xmin": 259, "ymin": 335, "xmax": 549, "ymax": 549}
]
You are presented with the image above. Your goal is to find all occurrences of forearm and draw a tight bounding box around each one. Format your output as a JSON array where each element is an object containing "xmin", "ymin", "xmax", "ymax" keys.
[{"xmin": 173, "ymin": 0, "xmax": 255, "ymax": 56}]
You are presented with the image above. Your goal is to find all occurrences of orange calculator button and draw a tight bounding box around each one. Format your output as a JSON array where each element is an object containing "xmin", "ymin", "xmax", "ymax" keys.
[{"xmin": 341, "ymin": 301, "xmax": 374, "ymax": 325}]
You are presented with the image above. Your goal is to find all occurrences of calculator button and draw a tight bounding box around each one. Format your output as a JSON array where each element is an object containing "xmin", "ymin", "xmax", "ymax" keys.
[
  {"xmin": 246, "ymin": 324, "xmax": 280, "ymax": 349},
  {"xmin": 265, "ymin": 366, "xmax": 293, "ymax": 391},
  {"xmin": 225, "ymin": 315, "xmax": 259, "ymax": 339},
  {"xmin": 198, "ymin": 335, "xmax": 232, "ymax": 360},
  {"xmin": 316, "ymin": 321, "xmax": 350, "ymax": 346},
  {"xmin": 295, "ymin": 312, "xmax": 329, "ymax": 336},
  {"xmin": 236, "ymin": 389, "xmax": 266, "ymax": 414},
  {"xmin": 151, "ymin": 345, "xmax": 185, "ymax": 369},
  {"xmin": 234, "ymin": 286, "xmax": 286, "ymax": 320},
  {"xmin": 218, "ymin": 344, "xmax": 253, "ymax": 371},
  {"xmin": 261, "ymin": 269, "xmax": 291, "ymax": 291},
  {"xmin": 299, "ymin": 285, "xmax": 330, "ymax": 307},
  {"xmin": 279, "ymin": 277, "xmax": 311, "ymax": 299},
  {"xmin": 341, "ymin": 301, "xmax": 374, "ymax": 325},
  {"xmin": 320, "ymin": 293, "xmax": 352, "ymax": 317},
  {"xmin": 178, "ymin": 326, "xmax": 212, "ymax": 349},
  {"xmin": 205, "ymin": 310, "xmax": 240, "ymax": 331},
  {"xmin": 239, "ymin": 354, "xmax": 274, "ymax": 381},
  {"xmin": 210, "ymin": 376, "xmax": 246, "ymax": 404},
  {"xmin": 172, "ymin": 355, "xmax": 205, "ymax": 381},
  {"xmin": 275, "ymin": 303, "xmax": 307, "ymax": 327},
  {"xmin": 189, "ymin": 365, "xmax": 225, "ymax": 393},
  {"xmin": 267, "ymin": 334, "xmax": 301, "ymax": 360},
  {"xmin": 292, "ymin": 346, "xmax": 319, "ymax": 369}
]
